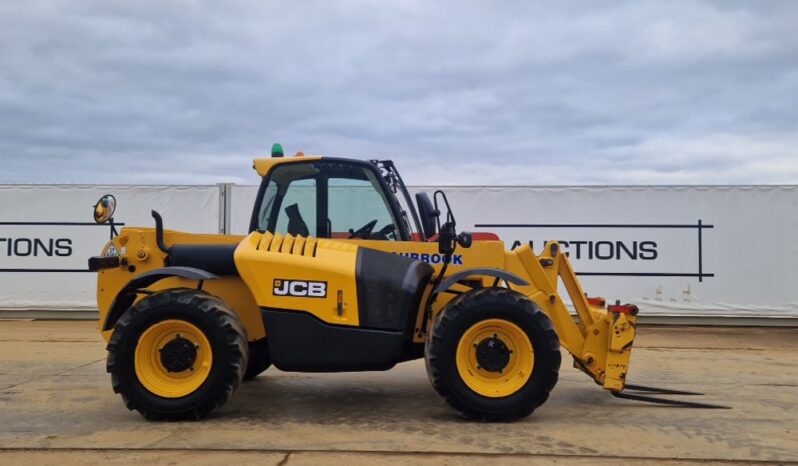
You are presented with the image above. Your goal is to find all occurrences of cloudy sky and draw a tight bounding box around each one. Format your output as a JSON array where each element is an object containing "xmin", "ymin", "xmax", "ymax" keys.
[{"xmin": 1, "ymin": 1, "xmax": 796, "ymax": 185}]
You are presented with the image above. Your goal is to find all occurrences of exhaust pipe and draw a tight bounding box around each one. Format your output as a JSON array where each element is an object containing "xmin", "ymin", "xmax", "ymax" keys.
[{"xmin": 151, "ymin": 210, "xmax": 172, "ymax": 255}]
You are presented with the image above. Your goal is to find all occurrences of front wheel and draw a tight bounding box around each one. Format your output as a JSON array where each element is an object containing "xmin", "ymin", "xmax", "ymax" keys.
[
  {"xmin": 425, "ymin": 287, "xmax": 561, "ymax": 421},
  {"xmin": 106, "ymin": 289, "xmax": 248, "ymax": 421}
]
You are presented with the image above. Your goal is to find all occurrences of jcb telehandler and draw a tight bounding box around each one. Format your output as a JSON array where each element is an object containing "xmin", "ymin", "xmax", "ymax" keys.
[{"xmin": 89, "ymin": 145, "xmax": 725, "ymax": 421}]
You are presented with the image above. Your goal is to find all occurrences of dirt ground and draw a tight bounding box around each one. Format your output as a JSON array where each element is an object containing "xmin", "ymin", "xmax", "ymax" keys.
[{"xmin": 0, "ymin": 321, "xmax": 795, "ymax": 465}]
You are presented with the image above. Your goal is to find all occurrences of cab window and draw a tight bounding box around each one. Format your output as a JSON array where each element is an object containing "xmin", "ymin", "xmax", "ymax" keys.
[
  {"xmin": 255, "ymin": 161, "xmax": 403, "ymax": 241},
  {"xmin": 328, "ymin": 171, "xmax": 398, "ymax": 240},
  {"xmin": 273, "ymin": 178, "xmax": 316, "ymax": 236}
]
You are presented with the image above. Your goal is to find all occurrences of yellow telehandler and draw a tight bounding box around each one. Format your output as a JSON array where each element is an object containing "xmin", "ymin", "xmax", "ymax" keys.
[{"xmin": 89, "ymin": 144, "xmax": 725, "ymax": 421}]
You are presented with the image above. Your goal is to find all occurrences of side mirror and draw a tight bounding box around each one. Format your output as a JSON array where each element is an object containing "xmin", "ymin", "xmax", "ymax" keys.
[
  {"xmin": 415, "ymin": 192, "xmax": 439, "ymax": 239},
  {"xmin": 93, "ymin": 194, "xmax": 116, "ymax": 224}
]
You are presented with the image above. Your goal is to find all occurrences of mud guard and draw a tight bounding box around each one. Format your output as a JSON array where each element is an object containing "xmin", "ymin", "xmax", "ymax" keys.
[
  {"xmin": 432, "ymin": 267, "xmax": 529, "ymax": 297},
  {"xmin": 101, "ymin": 266, "xmax": 220, "ymax": 331}
]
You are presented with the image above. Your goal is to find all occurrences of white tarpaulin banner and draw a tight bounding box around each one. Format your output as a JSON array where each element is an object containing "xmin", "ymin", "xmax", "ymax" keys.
[
  {"xmin": 2, "ymin": 183, "xmax": 796, "ymax": 319},
  {"xmin": 0, "ymin": 185, "xmax": 221, "ymax": 310},
  {"xmin": 230, "ymin": 185, "xmax": 259, "ymax": 233}
]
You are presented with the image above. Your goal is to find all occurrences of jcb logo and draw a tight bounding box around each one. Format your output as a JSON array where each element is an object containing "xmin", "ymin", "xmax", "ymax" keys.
[{"xmin": 273, "ymin": 279, "xmax": 327, "ymax": 298}]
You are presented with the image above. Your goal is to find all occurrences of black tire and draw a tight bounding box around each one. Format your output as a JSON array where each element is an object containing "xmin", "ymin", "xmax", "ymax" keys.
[
  {"xmin": 243, "ymin": 338, "xmax": 272, "ymax": 381},
  {"xmin": 425, "ymin": 287, "xmax": 561, "ymax": 421},
  {"xmin": 106, "ymin": 288, "xmax": 248, "ymax": 421}
]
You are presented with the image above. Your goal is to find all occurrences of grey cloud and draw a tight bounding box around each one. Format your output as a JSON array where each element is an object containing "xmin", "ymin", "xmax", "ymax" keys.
[{"xmin": 0, "ymin": 1, "xmax": 796, "ymax": 186}]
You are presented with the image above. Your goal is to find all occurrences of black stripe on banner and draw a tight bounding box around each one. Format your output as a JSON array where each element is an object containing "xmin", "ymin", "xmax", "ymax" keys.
[
  {"xmin": 474, "ymin": 223, "xmax": 714, "ymax": 229},
  {"xmin": 0, "ymin": 222, "xmax": 126, "ymax": 226},
  {"xmin": 576, "ymin": 272, "xmax": 715, "ymax": 277},
  {"xmin": 0, "ymin": 269, "xmax": 93, "ymax": 273}
]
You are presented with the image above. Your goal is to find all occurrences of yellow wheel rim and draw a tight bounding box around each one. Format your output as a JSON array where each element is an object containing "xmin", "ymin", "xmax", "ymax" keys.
[
  {"xmin": 134, "ymin": 320, "xmax": 213, "ymax": 398},
  {"xmin": 456, "ymin": 319, "xmax": 534, "ymax": 398}
]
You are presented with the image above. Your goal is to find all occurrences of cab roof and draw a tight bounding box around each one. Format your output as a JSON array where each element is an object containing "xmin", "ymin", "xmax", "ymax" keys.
[{"xmin": 252, "ymin": 154, "xmax": 322, "ymax": 177}]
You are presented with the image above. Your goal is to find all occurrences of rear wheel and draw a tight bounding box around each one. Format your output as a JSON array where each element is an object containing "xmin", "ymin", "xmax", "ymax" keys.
[
  {"xmin": 106, "ymin": 289, "xmax": 247, "ymax": 421},
  {"xmin": 425, "ymin": 287, "xmax": 561, "ymax": 421}
]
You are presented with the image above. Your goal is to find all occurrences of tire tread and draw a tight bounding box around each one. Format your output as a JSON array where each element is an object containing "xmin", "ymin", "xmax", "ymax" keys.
[
  {"xmin": 425, "ymin": 287, "xmax": 561, "ymax": 421},
  {"xmin": 106, "ymin": 288, "xmax": 247, "ymax": 421}
]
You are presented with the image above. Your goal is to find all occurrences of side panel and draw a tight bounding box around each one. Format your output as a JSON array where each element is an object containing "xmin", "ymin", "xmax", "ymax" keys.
[
  {"xmin": 237, "ymin": 232, "xmax": 430, "ymax": 371},
  {"xmin": 262, "ymin": 309, "xmax": 404, "ymax": 372},
  {"xmin": 355, "ymin": 247, "xmax": 433, "ymax": 331},
  {"xmin": 235, "ymin": 232, "xmax": 362, "ymax": 326}
]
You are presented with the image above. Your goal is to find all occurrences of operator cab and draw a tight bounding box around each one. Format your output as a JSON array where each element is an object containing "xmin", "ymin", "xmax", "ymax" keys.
[{"xmin": 250, "ymin": 157, "xmax": 432, "ymax": 242}]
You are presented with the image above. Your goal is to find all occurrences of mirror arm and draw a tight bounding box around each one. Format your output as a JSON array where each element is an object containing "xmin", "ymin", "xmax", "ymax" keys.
[{"xmin": 109, "ymin": 217, "xmax": 118, "ymax": 240}]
